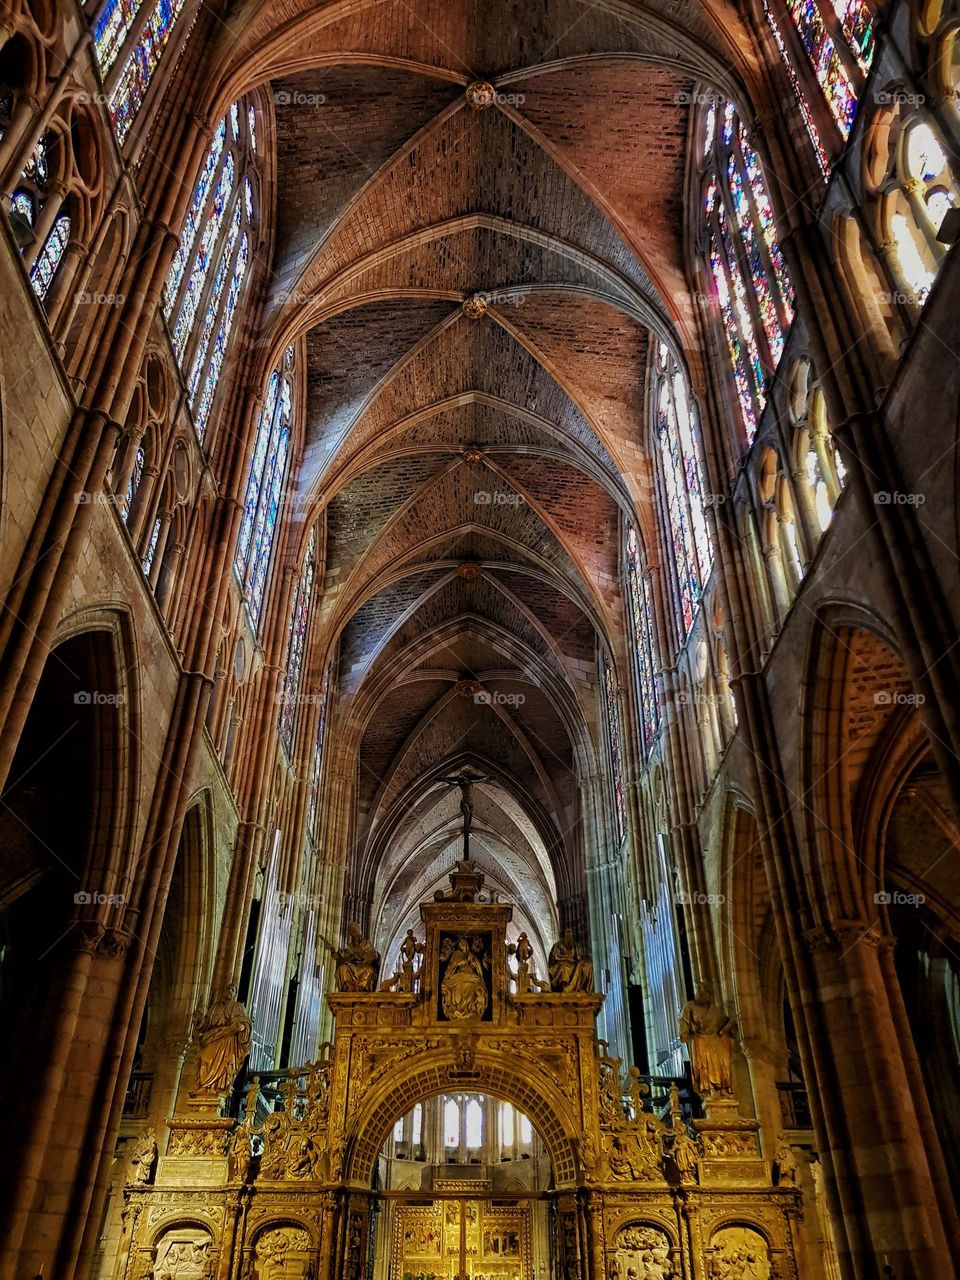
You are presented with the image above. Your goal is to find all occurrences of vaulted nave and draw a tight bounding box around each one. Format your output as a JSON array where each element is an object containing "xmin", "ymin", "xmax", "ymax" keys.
[{"xmin": 0, "ymin": 1, "xmax": 959, "ymax": 1278}]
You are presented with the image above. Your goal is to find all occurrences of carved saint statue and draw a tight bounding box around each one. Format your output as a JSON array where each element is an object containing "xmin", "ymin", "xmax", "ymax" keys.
[
  {"xmin": 774, "ymin": 1136, "xmax": 800, "ymax": 1187},
  {"xmin": 128, "ymin": 1127, "xmax": 157, "ymax": 1185},
  {"xmin": 195, "ymin": 985, "xmax": 251, "ymax": 1093},
  {"xmin": 508, "ymin": 931, "xmax": 547, "ymax": 994},
  {"xmin": 441, "ymin": 937, "xmax": 489, "ymax": 1019},
  {"xmin": 397, "ymin": 928, "xmax": 422, "ymax": 993},
  {"xmin": 678, "ymin": 980, "xmax": 736, "ymax": 1097},
  {"xmin": 668, "ymin": 1127, "xmax": 699, "ymax": 1184},
  {"xmin": 548, "ymin": 930, "xmax": 594, "ymax": 993},
  {"xmin": 334, "ymin": 924, "xmax": 380, "ymax": 992}
]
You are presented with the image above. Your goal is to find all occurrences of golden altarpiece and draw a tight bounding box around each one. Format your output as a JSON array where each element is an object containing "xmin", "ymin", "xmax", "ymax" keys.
[{"xmin": 113, "ymin": 865, "xmax": 804, "ymax": 1280}]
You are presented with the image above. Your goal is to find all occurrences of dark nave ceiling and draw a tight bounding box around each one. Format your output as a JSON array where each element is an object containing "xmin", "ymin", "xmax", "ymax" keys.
[{"xmin": 217, "ymin": 0, "xmax": 756, "ymax": 946}]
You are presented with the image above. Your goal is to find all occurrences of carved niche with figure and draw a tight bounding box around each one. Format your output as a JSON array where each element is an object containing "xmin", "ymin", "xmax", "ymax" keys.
[
  {"xmin": 152, "ymin": 1230, "xmax": 213, "ymax": 1280},
  {"xmin": 610, "ymin": 1223, "xmax": 673, "ymax": 1280},
  {"xmin": 709, "ymin": 1226, "xmax": 771, "ymax": 1280},
  {"xmin": 438, "ymin": 931, "xmax": 492, "ymax": 1020},
  {"xmin": 254, "ymin": 1225, "xmax": 313, "ymax": 1280}
]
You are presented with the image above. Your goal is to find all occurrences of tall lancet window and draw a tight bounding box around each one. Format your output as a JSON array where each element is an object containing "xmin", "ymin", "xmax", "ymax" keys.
[
  {"xmin": 30, "ymin": 213, "xmax": 71, "ymax": 301},
  {"xmin": 162, "ymin": 100, "xmax": 259, "ymax": 441},
  {"xmin": 625, "ymin": 527, "xmax": 660, "ymax": 757},
  {"xmin": 702, "ymin": 103, "xmax": 794, "ymax": 443},
  {"xmin": 653, "ymin": 345, "xmax": 713, "ymax": 636},
  {"xmin": 90, "ymin": 0, "xmax": 192, "ymax": 145},
  {"xmin": 762, "ymin": 0, "xmax": 875, "ymax": 172},
  {"xmin": 307, "ymin": 669, "xmax": 330, "ymax": 844},
  {"xmin": 601, "ymin": 651, "xmax": 627, "ymax": 844},
  {"xmin": 279, "ymin": 528, "xmax": 316, "ymax": 752},
  {"xmin": 235, "ymin": 350, "xmax": 294, "ymax": 630}
]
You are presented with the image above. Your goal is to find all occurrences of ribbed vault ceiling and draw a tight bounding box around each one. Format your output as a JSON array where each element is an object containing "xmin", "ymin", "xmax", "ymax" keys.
[{"xmin": 219, "ymin": 0, "xmax": 754, "ymax": 920}]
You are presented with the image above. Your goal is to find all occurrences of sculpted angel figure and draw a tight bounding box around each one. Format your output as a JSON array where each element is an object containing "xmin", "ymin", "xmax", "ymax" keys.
[
  {"xmin": 441, "ymin": 937, "xmax": 489, "ymax": 1019},
  {"xmin": 678, "ymin": 979, "xmax": 736, "ymax": 1097},
  {"xmin": 507, "ymin": 931, "xmax": 548, "ymax": 993},
  {"xmin": 195, "ymin": 985, "xmax": 251, "ymax": 1093},
  {"xmin": 398, "ymin": 928, "xmax": 423, "ymax": 992}
]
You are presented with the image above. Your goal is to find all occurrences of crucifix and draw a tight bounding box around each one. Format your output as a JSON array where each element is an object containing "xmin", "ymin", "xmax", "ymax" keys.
[{"xmin": 438, "ymin": 770, "xmax": 491, "ymax": 860}]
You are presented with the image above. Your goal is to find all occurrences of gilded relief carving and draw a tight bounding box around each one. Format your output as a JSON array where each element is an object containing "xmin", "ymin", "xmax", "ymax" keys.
[
  {"xmin": 709, "ymin": 1227, "xmax": 771, "ymax": 1279},
  {"xmin": 610, "ymin": 1223, "xmax": 672, "ymax": 1280},
  {"xmin": 254, "ymin": 1225, "xmax": 312, "ymax": 1279},
  {"xmin": 596, "ymin": 1052, "xmax": 669, "ymax": 1183},
  {"xmin": 152, "ymin": 1230, "xmax": 212, "ymax": 1279}
]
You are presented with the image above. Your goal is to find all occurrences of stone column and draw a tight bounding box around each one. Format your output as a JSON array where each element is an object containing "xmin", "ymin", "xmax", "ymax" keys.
[{"xmin": 799, "ymin": 927, "xmax": 958, "ymax": 1278}]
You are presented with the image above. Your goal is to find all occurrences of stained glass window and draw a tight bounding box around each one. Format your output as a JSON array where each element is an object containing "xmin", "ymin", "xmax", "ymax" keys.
[
  {"xmin": 162, "ymin": 102, "xmax": 257, "ymax": 443},
  {"xmin": 654, "ymin": 349, "xmax": 713, "ymax": 636},
  {"xmin": 142, "ymin": 514, "xmax": 161, "ymax": 576},
  {"xmin": 123, "ymin": 445, "xmax": 145, "ymax": 523},
  {"xmin": 786, "ymin": 0, "xmax": 858, "ymax": 133},
  {"xmin": 106, "ymin": 0, "xmax": 189, "ymax": 145},
  {"xmin": 626, "ymin": 528, "xmax": 660, "ymax": 756},
  {"xmin": 703, "ymin": 102, "xmax": 717, "ymax": 155},
  {"xmin": 235, "ymin": 354, "xmax": 294, "ymax": 630},
  {"xmin": 10, "ymin": 190, "xmax": 36, "ymax": 226},
  {"xmin": 93, "ymin": 0, "xmax": 142, "ymax": 75},
  {"xmin": 601, "ymin": 652, "xmax": 626, "ymax": 843},
  {"xmin": 279, "ymin": 529, "xmax": 316, "ymax": 752},
  {"xmin": 30, "ymin": 213, "xmax": 70, "ymax": 301},
  {"xmin": 22, "ymin": 133, "xmax": 51, "ymax": 185},
  {"xmin": 804, "ymin": 443, "xmax": 833, "ymax": 530},
  {"xmin": 764, "ymin": 0, "xmax": 875, "ymax": 169},
  {"xmin": 171, "ymin": 154, "xmax": 236, "ymax": 361},
  {"xmin": 164, "ymin": 120, "xmax": 226, "ymax": 308},
  {"xmin": 192, "ymin": 233, "xmax": 249, "ymax": 441},
  {"xmin": 704, "ymin": 104, "xmax": 795, "ymax": 443},
  {"xmin": 765, "ymin": 4, "xmax": 831, "ymax": 176},
  {"xmin": 307, "ymin": 669, "xmax": 330, "ymax": 841}
]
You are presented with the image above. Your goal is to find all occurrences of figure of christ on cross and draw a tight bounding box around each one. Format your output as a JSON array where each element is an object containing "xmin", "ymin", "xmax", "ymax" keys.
[{"xmin": 438, "ymin": 770, "xmax": 493, "ymax": 860}]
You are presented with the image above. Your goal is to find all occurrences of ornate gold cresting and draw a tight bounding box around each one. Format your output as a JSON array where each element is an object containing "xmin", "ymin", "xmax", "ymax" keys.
[{"xmin": 115, "ymin": 867, "xmax": 803, "ymax": 1280}]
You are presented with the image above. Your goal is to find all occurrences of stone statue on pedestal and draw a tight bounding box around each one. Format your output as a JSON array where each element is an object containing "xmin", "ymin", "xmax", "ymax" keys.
[
  {"xmin": 128, "ymin": 1128, "xmax": 157, "ymax": 1185},
  {"xmin": 507, "ymin": 931, "xmax": 548, "ymax": 993},
  {"xmin": 678, "ymin": 980, "xmax": 736, "ymax": 1097},
  {"xmin": 774, "ymin": 1135, "xmax": 800, "ymax": 1187},
  {"xmin": 548, "ymin": 930, "xmax": 593, "ymax": 992},
  {"xmin": 194, "ymin": 985, "xmax": 251, "ymax": 1093},
  {"xmin": 333, "ymin": 924, "xmax": 380, "ymax": 992}
]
